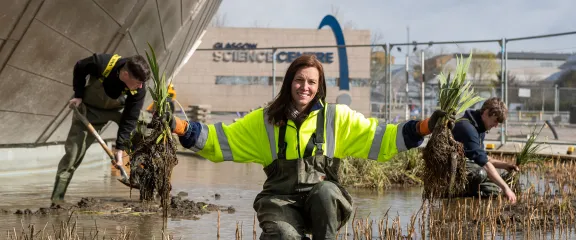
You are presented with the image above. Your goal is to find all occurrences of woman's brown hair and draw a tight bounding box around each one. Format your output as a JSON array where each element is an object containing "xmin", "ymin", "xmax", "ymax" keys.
[{"xmin": 266, "ymin": 54, "xmax": 327, "ymax": 126}]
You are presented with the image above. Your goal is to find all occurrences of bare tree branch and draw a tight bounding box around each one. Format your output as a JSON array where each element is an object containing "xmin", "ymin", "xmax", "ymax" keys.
[
  {"xmin": 209, "ymin": 11, "xmax": 228, "ymax": 27},
  {"xmin": 330, "ymin": 4, "xmax": 356, "ymax": 30}
]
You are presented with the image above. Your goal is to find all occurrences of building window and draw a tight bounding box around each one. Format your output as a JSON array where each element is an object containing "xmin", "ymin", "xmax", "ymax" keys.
[
  {"xmin": 326, "ymin": 78, "xmax": 370, "ymax": 87},
  {"xmin": 215, "ymin": 76, "xmax": 270, "ymax": 85},
  {"xmin": 326, "ymin": 77, "xmax": 338, "ymax": 87},
  {"xmin": 350, "ymin": 78, "xmax": 370, "ymax": 87},
  {"xmin": 215, "ymin": 76, "xmax": 370, "ymax": 87},
  {"xmin": 540, "ymin": 62, "xmax": 554, "ymax": 67},
  {"xmin": 268, "ymin": 77, "xmax": 283, "ymax": 86}
]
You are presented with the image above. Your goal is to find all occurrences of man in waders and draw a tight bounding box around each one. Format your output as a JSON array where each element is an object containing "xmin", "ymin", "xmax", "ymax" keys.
[
  {"xmin": 452, "ymin": 97, "xmax": 519, "ymax": 203},
  {"xmin": 50, "ymin": 53, "xmax": 150, "ymax": 205}
]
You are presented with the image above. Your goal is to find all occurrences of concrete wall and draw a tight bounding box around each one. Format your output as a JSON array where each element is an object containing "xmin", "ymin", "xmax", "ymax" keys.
[
  {"xmin": 173, "ymin": 27, "xmax": 372, "ymax": 116},
  {"xmin": 0, "ymin": 0, "xmax": 222, "ymax": 147},
  {"xmin": 0, "ymin": 142, "xmax": 111, "ymax": 176}
]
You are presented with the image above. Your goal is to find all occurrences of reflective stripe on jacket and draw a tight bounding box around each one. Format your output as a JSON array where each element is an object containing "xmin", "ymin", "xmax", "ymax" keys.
[{"xmin": 184, "ymin": 102, "xmax": 423, "ymax": 166}]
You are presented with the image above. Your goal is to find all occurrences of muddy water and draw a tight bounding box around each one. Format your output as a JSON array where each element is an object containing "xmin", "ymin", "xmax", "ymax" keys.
[
  {"xmin": 0, "ymin": 152, "xmax": 425, "ymax": 239},
  {"xmin": 2, "ymin": 151, "xmax": 574, "ymax": 239}
]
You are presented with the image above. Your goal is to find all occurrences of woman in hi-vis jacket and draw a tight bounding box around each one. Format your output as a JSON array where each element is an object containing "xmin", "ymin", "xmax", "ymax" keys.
[{"xmin": 166, "ymin": 55, "xmax": 450, "ymax": 239}]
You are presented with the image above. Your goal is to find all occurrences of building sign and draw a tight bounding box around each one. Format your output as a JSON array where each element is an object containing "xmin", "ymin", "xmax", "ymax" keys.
[
  {"xmin": 518, "ymin": 88, "xmax": 531, "ymax": 98},
  {"xmin": 212, "ymin": 51, "xmax": 274, "ymax": 63},
  {"xmin": 212, "ymin": 42, "xmax": 334, "ymax": 64},
  {"xmin": 213, "ymin": 42, "xmax": 258, "ymax": 49}
]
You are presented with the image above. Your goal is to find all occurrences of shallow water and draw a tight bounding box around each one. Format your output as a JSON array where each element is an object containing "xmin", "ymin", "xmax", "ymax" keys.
[
  {"xmin": 0, "ymin": 152, "xmax": 427, "ymax": 239},
  {"xmin": 3, "ymin": 151, "xmax": 576, "ymax": 239}
]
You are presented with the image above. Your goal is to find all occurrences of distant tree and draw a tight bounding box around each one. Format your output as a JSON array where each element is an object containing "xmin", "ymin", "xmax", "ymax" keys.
[
  {"xmin": 330, "ymin": 5, "xmax": 356, "ymax": 30},
  {"xmin": 370, "ymin": 31, "xmax": 387, "ymax": 89},
  {"xmin": 209, "ymin": 11, "xmax": 228, "ymax": 27},
  {"xmin": 469, "ymin": 49, "xmax": 498, "ymax": 83},
  {"xmin": 494, "ymin": 70, "xmax": 517, "ymax": 88}
]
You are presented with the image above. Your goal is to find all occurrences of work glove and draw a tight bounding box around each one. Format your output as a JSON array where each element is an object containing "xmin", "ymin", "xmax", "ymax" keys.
[
  {"xmin": 418, "ymin": 110, "xmax": 456, "ymax": 136},
  {"xmin": 149, "ymin": 110, "xmax": 189, "ymax": 136},
  {"xmin": 429, "ymin": 110, "xmax": 456, "ymax": 131}
]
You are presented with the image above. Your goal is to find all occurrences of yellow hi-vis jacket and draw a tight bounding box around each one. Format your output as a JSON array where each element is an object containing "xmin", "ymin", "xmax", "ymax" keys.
[{"xmin": 184, "ymin": 102, "xmax": 422, "ymax": 166}]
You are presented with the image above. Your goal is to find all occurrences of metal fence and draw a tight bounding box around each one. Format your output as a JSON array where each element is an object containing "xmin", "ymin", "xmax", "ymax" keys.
[
  {"xmin": 193, "ymin": 30, "xmax": 576, "ymax": 144},
  {"xmin": 367, "ymin": 31, "xmax": 576, "ymax": 145}
]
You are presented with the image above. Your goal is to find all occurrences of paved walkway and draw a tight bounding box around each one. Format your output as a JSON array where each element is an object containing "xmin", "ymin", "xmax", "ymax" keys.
[{"xmin": 420, "ymin": 137, "xmax": 576, "ymax": 159}]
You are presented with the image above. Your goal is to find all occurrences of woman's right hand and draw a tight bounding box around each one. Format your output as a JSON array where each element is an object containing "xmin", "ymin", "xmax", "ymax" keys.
[{"xmin": 69, "ymin": 98, "xmax": 82, "ymax": 108}]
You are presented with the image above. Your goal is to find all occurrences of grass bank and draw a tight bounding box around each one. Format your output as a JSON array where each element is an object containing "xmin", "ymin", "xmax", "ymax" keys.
[{"xmin": 339, "ymin": 148, "xmax": 425, "ymax": 190}]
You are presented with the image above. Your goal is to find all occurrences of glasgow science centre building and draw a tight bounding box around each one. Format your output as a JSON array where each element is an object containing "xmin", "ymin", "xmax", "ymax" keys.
[{"xmin": 174, "ymin": 16, "xmax": 373, "ymax": 116}]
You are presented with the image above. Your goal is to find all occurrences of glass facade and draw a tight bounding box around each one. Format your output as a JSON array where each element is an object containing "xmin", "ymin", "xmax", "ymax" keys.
[{"xmin": 215, "ymin": 76, "xmax": 370, "ymax": 87}]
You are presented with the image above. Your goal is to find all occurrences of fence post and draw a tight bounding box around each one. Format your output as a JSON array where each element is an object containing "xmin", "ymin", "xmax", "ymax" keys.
[
  {"xmin": 504, "ymin": 42, "xmax": 509, "ymax": 138},
  {"xmin": 388, "ymin": 44, "xmax": 394, "ymax": 122},
  {"xmin": 421, "ymin": 51, "xmax": 425, "ymax": 120},
  {"xmin": 405, "ymin": 55, "xmax": 410, "ymax": 121},
  {"xmin": 380, "ymin": 44, "xmax": 388, "ymax": 120},
  {"xmin": 386, "ymin": 43, "xmax": 392, "ymax": 122},
  {"xmin": 541, "ymin": 87, "xmax": 545, "ymax": 112},
  {"xmin": 539, "ymin": 112, "xmax": 543, "ymax": 121},
  {"xmin": 499, "ymin": 38, "xmax": 506, "ymax": 146},
  {"xmin": 555, "ymin": 84, "xmax": 559, "ymax": 116}
]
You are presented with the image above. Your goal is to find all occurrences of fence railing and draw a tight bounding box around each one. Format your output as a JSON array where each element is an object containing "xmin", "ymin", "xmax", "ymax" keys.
[{"xmin": 507, "ymin": 111, "xmax": 570, "ymax": 124}]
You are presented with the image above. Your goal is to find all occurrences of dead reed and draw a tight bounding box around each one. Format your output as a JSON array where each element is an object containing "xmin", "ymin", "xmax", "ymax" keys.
[
  {"xmin": 232, "ymin": 157, "xmax": 576, "ymax": 239},
  {"xmin": 9, "ymin": 153, "xmax": 576, "ymax": 240}
]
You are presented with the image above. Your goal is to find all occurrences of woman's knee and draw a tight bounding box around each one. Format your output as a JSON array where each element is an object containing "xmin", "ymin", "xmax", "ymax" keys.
[
  {"xmin": 259, "ymin": 221, "xmax": 304, "ymax": 240},
  {"xmin": 308, "ymin": 181, "xmax": 340, "ymax": 200}
]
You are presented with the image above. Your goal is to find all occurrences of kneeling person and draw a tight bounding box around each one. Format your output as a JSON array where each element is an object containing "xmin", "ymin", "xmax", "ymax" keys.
[{"xmin": 451, "ymin": 97, "xmax": 519, "ymax": 203}]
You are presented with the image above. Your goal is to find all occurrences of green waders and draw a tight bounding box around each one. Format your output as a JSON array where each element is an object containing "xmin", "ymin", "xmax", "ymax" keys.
[
  {"xmin": 253, "ymin": 105, "xmax": 353, "ymax": 240},
  {"xmin": 50, "ymin": 73, "xmax": 128, "ymax": 203},
  {"xmin": 452, "ymin": 118, "xmax": 505, "ymax": 198},
  {"xmin": 463, "ymin": 160, "xmax": 508, "ymax": 198}
]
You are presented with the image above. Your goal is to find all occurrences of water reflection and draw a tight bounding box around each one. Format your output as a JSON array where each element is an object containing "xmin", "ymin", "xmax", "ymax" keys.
[{"xmin": 0, "ymin": 152, "xmax": 431, "ymax": 239}]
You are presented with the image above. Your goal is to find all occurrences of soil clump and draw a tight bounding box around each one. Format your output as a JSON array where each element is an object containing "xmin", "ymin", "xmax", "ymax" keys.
[{"xmin": 8, "ymin": 195, "xmax": 235, "ymax": 220}]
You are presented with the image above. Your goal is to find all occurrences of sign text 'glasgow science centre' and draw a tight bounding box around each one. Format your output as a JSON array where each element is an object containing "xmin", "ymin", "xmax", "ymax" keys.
[{"xmin": 212, "ymin": 42, "xmax": 335, "ymax": 64}]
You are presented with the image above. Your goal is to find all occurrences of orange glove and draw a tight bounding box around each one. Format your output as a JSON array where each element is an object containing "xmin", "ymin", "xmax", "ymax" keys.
[
  {"xmin": 149, "ymin": 111, "xmax": 189, "ymax": 136},
  {"xmin": 172, "ymin": 116, "xmax": 188, "ymax": 136},
  {"xmin": 417, "ymin": 118, "xmax": 432, "ymax": 136},
  {"xmin": 416, "ymin": 110, "xmax": 455, "ymax": 136}
]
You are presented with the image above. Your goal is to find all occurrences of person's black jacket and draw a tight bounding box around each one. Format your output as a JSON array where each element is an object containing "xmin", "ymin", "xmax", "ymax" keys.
[
  {"xmin": 451, "ymin": 109, "xmax": 488, "ymax": 166},
  {"xmin": 72, "ymin": 53, "xmax": 146, "ymax": 151}
]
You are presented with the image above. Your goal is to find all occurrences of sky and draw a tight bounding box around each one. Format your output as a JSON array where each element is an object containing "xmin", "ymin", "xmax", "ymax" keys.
[{"xmin": 214, "ymin": 0, "xmax": 576, "ymax": 63}]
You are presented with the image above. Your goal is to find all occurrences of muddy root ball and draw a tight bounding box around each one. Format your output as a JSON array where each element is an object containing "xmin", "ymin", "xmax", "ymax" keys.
[
  {"xmin": 422, "ymin": 124, "xmax": 468, "ymax": 200},
  {"xmin": 129, "ymin": 116, "xmax": 179, "ymax": 218}
]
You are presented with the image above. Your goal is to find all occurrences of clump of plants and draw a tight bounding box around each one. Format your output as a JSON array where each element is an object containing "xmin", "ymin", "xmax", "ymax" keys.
[
  {"xmin": 506, "ymin": 123, "xmax": 546, "ymax": 191},
  {"xmin": 422, "ymin": 53, "xmax": 484, "ymax": 200},
  {"xmin": 128, "ymin": 44, "xmax": 178, "ymax": 219}
]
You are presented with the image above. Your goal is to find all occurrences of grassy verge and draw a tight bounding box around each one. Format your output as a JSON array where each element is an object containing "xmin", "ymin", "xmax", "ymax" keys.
[{"xmin": 339, "ymin": 148, "xmax": 424, "ymax": 190}]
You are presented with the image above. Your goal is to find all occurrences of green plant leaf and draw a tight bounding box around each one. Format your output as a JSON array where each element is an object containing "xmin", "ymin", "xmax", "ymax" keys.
[
  {"xmin": 457, "ymin": 96, "xmax": 484, "ymax": 114},
  {"xmin": 516, "ymin": 123, "xmax": 547, "ymax": 165},
  {"xmin": 143, "ymin": 42, "xmax": 174, "ymax": 137},
  {"xmin": 435, "ymin": 52, "xmax": 484, "ymax": 116},
  {"xmin": 156, "ymin": 132, "xmax": 165, "ymax": 144}
]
